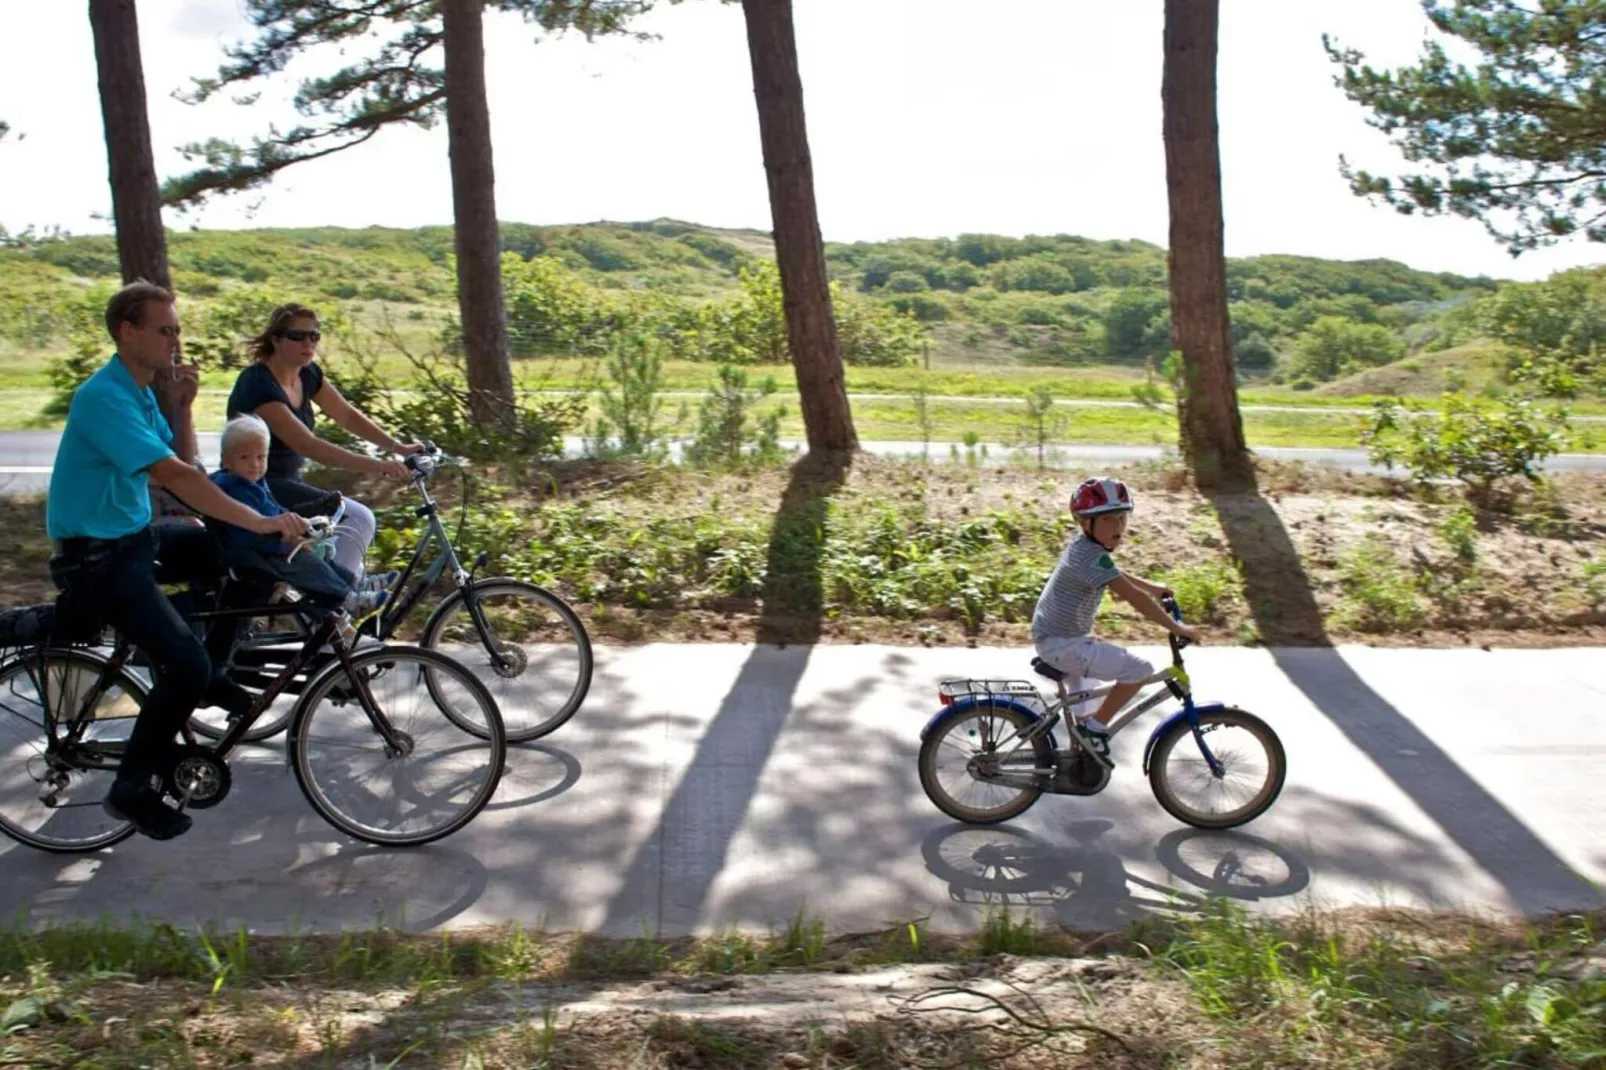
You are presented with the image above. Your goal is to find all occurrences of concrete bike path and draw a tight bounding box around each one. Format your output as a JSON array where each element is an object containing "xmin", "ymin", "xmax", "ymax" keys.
[{"xmin": 2, "ymin": 643, "xmax": 1603, "ymax": 936}]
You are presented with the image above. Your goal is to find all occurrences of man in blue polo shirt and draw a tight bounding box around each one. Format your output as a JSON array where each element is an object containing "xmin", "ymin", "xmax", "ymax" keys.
[{"xmin": 48, "ymin": 280, "xmax": 309, "ymax": 841}]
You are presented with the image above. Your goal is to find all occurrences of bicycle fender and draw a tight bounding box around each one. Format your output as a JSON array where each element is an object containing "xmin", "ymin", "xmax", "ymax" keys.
[
  {"xmin": 920, "ymin": 697, "xmax": 1060, "ymax": 751},
  {"xmin": 1141, "ymin": 702, "xmax": 1228, "ymax": 775}
]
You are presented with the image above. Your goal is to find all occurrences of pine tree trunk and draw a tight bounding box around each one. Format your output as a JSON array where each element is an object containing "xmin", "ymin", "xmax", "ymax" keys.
[
  {"xmin": 741, "ymin": 0, "xmax": 857, "ymax": 454},
  {"xmin": 442, "ymin": 0, "xmax": 515, "ymax": 424},
  {"xmin": 89, "ymin": 0, "xmax": 169, "ymax": 291},
  {"xmin": 1162, "ymin": 0, "xmax": 1252, "ymax": 490}
]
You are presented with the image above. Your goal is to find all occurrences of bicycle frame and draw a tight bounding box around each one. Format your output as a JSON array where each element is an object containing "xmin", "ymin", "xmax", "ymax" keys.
[
  {"xmin": 31, "ymin": 597, "xmax": 408, "ymax": 773},
  {"xmin": 367, "ymin": 486, "xmax": 471, "ymax": 641},
  {"xmin": 975, "ymin": 632, "xmax": 1228, "ymax": 782}
]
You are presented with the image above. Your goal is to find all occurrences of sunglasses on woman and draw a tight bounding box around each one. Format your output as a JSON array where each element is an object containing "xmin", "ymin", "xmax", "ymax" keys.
[{"xmin": 280, "ymin": 328, "xmax": 321, "ymax": 343}]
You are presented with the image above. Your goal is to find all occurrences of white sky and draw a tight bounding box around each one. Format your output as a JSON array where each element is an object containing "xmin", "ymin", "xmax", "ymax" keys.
[{"xmin": 2, "ymin": 0, "xmax": 1602, "ymax": 283}]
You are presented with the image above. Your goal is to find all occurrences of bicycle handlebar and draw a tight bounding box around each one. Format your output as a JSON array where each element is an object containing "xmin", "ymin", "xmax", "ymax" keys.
[
  {"xmin": 286, "ymin": 498, "xmax": 346, "ymax": 562},
  {"xmin": 1161, "ymin": 594, "xmax": 1192, "ymax": 654},
  {"xmin": 403, "ymin": 441, "xmax": 460, "ymax": 480}
]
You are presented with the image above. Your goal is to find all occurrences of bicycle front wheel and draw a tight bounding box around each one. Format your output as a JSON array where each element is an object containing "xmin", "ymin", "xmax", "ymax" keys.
[
  {"xmin": 0, "ymin": 649, "xmax": 142, "ymax": 853},
  {"xmin": 287, "ymin": 645, "xmax": 506, "ymax": 847},
  {"xmin": 421, "ymin": 579, "xmax": 592, "ymax": 742},
  {"xmin": 1148, "ymin": 707, "xmax": 1286, "ymax": 830}
]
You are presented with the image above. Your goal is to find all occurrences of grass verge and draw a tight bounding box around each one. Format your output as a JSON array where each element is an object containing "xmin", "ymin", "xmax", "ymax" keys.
[{"xmin": 0, "ymin": 904, "xmax": 1599, "ymax": 1068}]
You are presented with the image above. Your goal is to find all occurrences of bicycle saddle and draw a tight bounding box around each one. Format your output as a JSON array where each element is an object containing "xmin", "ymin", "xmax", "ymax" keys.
[{"xmin": 1030, "ymin": 657, "xmax": 1066, "ymax": 682}]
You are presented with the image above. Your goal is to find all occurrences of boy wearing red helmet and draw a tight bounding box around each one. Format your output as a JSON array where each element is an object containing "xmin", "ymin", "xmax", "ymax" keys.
[{"xmin": 1032, "ymin": 476, "xmax": 1199, "ymax": 753}]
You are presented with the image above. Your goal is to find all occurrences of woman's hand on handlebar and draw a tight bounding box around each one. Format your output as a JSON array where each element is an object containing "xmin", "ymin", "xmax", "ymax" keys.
[
  {"xmin": 1172, "ymin": 622, "xmax": 1200, "ymax": 645},
  {"xmin": 393, "ymin": 441, "xmax": 426, "ymax": 457},
  {"xmin": 374, "ymin": 458, "xmax": 411, "ymax": 480}
]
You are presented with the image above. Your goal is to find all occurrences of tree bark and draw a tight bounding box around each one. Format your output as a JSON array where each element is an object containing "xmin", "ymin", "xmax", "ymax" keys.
[
  {"xmin": 740, "ymin": 0, "xmax": 857, "ymax": 454},
  {"xmin": 442, "ymin": 0, "xmax": 515, "ymax": 424},
  {"xmin": 89, "ymin": 0, "xmax": 169, "ymax": 291},
  {"xmin": 1162, "ymin": 0, "xmax": 1252, "ymax": 490},
  {"xmin": 90, "ymin": 0, "xmax": 197, "ymax": 465}
]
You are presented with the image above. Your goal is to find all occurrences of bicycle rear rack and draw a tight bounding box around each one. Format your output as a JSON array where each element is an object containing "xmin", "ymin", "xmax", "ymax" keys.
[{"xmin": 937, "ymin": 678, "xmax": 1047, "ymax": 710}]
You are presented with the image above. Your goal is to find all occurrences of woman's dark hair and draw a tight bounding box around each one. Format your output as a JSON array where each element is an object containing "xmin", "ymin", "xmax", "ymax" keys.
[
  {"xmin": 248, "ymin": 303, "xmax": 320, "ymax": 361},
  {"xmin": 104, "ymin": 279, "xmax": 174, "ymax": 342}
]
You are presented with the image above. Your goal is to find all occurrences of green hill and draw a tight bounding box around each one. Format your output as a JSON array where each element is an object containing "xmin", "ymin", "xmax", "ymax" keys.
[{"xmin": 0, "ymin": 218, "xmax": 1507, "ymax": 382}]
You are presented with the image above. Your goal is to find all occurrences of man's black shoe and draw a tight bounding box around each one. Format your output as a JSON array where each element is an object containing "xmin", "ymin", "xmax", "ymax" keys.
[{"xmin": 103, "ymin": 779, "xmax": 192, "ymax": 841}]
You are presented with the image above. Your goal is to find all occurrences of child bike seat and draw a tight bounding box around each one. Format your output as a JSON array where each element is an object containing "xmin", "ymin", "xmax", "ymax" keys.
[{"xmin": 1030, "ymin": 657, "xmax": 1066, "ymax": 682}]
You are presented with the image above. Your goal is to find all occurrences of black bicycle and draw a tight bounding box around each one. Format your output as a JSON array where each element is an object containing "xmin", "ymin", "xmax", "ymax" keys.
[
  {"xmin": 0, "ymin": 584, "xmax": 507, "ymax": 854},
  {"xmin": 194, "ymin": 444, "xmax": 593, "ymax": 746}
]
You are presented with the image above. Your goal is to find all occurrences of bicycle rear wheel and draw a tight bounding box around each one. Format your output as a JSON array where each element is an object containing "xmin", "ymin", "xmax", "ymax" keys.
[
  {"xmin": 919, "ymin": 704, "xmax": 1050, "ymax": 825},
  {"xmin": 0, "ymin": 649, "xmax": 141, "ymax": 852},
  {"xmin": 421, "ymin": 579, "xmax": 592, "ymax": 742},
  {"xmin": 287, "ymin": 645, "xmax": 505, "ymax": 847},
  {"xmin": 1148, "ymin": 707, "xmax": 1285, "ymax": 830}
]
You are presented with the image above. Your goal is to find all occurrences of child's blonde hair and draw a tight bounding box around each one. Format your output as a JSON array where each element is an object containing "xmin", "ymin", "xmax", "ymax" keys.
[{"xmin": 221, "ymin": 414, "xmax": 270, "ymax": 456}]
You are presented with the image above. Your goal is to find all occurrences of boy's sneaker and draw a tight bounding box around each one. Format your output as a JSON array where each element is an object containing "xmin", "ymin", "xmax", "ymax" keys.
[
  {"xmin": 104, "ymin": 777, "xmax": 192, "ymax": 841},
  {"xmin": 344, "ymin": 587, "xmax": 389, "ymax": 623},
  {"xmin": 361, "ymin": 570, "xmax": 400, "ymax": 594},
  {"xmin": 1075, "ymin": 718, "xmax": 1112, "ymax": 761}
]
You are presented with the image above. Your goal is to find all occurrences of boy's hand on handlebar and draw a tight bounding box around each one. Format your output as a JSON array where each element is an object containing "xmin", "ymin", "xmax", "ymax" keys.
[{"xmin": 255, "ymin": 512, "xmax": 310, "ymax": 540}]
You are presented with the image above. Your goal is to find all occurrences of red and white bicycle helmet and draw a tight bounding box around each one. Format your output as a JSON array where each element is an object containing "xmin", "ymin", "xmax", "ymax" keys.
[{"xmin": 1070, "ymin": 476, "xmax": 1133, "ymax": 519}]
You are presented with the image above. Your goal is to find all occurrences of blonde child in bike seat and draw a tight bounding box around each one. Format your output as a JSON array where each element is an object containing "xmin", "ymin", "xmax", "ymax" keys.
[
  {"xmin": 1032, "ymin": 476, "xmax": 1199, "ymax": 751},
  {"xmin": 210, "ymin": 415, "xmax": 387, "ymax": 623}
]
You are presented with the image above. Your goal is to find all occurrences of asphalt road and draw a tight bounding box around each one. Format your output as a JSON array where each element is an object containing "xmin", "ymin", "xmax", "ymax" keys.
[
  {"xmin": 2, "ymin": 643, "xmax": 1601, "ymax": 935},
  {"xmin": 0, "ymin": 430, "xmax": 1602, "ymax": 497}
]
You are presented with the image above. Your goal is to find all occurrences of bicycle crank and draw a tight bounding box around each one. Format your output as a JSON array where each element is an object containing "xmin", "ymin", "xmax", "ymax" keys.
[{"xmin": 164, "ymin": 747, "xmax": 232, "ymax": 810}]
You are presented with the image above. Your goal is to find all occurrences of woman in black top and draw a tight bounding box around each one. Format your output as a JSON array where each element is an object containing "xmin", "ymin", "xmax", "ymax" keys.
[{"xmin": 226, "ymin": 303, "xmax": 420, "ymax": 583}]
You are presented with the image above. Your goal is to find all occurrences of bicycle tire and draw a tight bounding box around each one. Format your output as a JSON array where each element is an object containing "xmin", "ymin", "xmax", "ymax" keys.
[
  {"xmin": 287, "ymin": 645, "xmax": 506, "ymax": 847},
  {"xmin": 918, "ymin": 703, "xmax": 1050, "ymax": 825},
  {"xmin": 420, "ymin": 578, "xmax": 592, "ymax": 743},
  {"xmin": 1148, "ymin": 707, "xmax": 1285, "ymax": 830},
  {"xmin": 0, "ymin": 648, "xmax": 141, "ymax": 853}
]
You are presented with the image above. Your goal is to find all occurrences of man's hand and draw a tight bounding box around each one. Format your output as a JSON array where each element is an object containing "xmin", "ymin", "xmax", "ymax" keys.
[
  {"xmin": 252, "ymin": 512, "xmax": 310, "ymax": 541},
  {"xmin": 166, "ymin": 361, "xmax": 200, "ymax": 410}
]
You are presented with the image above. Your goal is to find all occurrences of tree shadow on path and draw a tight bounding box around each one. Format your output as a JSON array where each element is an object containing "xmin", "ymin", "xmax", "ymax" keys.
[
  {"xmin": 600, "ymin": 451, "xmax": 853, "ymax": 935},
  {"xmin": 1209, "ymin": 477, "xmax": 1601, "ymax": 915}
]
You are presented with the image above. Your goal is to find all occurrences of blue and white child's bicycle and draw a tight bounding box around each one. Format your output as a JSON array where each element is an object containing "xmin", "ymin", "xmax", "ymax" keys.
[{"xmin": 919, "ymin": 598, "xmax": 1285, "ymax": 829}]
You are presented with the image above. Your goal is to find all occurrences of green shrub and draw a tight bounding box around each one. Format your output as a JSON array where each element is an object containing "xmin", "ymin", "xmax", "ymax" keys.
[
  {"xmin": 1438, "ymin": 505, "xmax": 1478, "ymax": 562},
  {"xmin": 1291, "ymin": 316, "xmax": 1405, "ymax": 381},
  {"xmin": 46, "ymin": 285, "xmax": 116, "ymax": 414},
  {"xmin": 1335, "ymin": 537, "xmax": 1427, "ymax": 632},
  {"xmin": 1161, "ymin": 560, "xmax": 1241, "ymax": 624},
  {"xmin": 683, "ymin": 364, "xmax": 783, "ymax": 469},
  {"xmin": 589, "ymin": 333, "xmax": 670, "ymax": 460},
  {"xmin": 1362, "ymin": 392, "xmax": 1567, "ymax": 504}
]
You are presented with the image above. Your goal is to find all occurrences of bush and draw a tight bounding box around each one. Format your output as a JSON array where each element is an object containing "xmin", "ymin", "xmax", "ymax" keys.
[
  {"xmin": 337, "ymin": 339, "xmax": 582, "ymax": 464},
  {"xmin": 684, "ymin": 364, "xmax": 783, "ymax": 468},
  {"xmin": 1476, "ymin": 267, "xmax": 1606, "ymax": 397},
  {"xmin": 1160, "ymin": 560, "xmax": 1241, "ymax": 624},
  {"xmin": 1232, "ymin": 332, "xmax": 1277, "ymax": 372},
  {"xmin": 1336, "ymin": 537, "xmax": 1427, "ymax": 632},
  {"xmin": 1362, "ymin": 392, "xmax": 1567, "ymax": 504},
  {"xmin": 1439, "ymin": 506, "xmax": 1478, "ymax": 563},
  {"xmin": 500, "ymin": 252, "xmax": 626, "ymax": 357},
  {"xmin": 1290, "ymin": 316, "xmax": 1405, "ymax": 381},
  {"xmin": 46, "ymin": 285, "xmax": 116, "ymax": 414},
  {"xmin": 589, "ymin": 333, "xmax": 669, "ymax": 460}
]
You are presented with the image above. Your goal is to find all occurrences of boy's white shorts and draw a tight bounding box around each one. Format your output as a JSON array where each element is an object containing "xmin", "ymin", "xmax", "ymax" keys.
[{"xmin": 1035, "ymin": 636, "xmax": 1155, "ymax": 689}]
